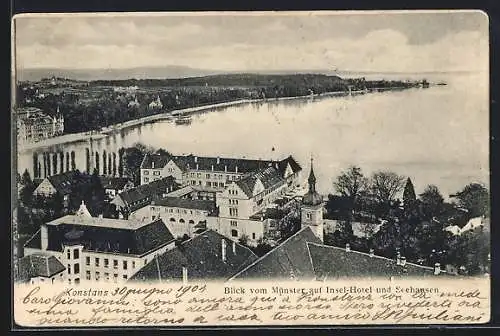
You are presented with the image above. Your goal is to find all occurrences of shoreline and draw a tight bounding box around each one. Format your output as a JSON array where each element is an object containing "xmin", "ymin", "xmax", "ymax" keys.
[{"xmin": 17, "ymin": 86, "xmax": 421, "ymax": 152}]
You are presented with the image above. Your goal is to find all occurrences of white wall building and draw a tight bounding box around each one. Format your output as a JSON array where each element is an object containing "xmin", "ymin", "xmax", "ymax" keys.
[{"xmin": 22, "ymin": 202, "xmax": 176, "ymax": 285}]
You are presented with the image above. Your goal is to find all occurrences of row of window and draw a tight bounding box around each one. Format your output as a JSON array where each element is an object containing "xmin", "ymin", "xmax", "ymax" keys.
[
  {"xmin": 228, "ymin": 189, "xmax": 239, "ymax": 196},
  {"xmin": 143, "ymin": 177, "xmax": 161, "ymax": 183},
  {"xmin": 151, "ymin": 207, "xmax": 202, "ymax": 215},
  {"xmin": 86, "ymin": 271, "xmax": 128, "ymax": 282},
  {"xmin": 228, "ymin": 199, "xmax": 239, "ymax": 205},
  {"xmin": 168, "ymin": 218, "xmax": 196, "ymax": 224},
  {"xmin": 143, "ymin": 170, "xmax": 161, "ymax": 176},
  {"xmin": 85, "ymin": 256, "xmax": 135, "ymax": 270},
  {"xmin": 189, "ymin": 172, "xmax": 238, "ymax": 180}
]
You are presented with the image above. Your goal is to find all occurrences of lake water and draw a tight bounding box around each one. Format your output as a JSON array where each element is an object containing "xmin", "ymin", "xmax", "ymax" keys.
[{"xmin": 17, "ymin": 72, "xmax": 489, "ymax": 198}]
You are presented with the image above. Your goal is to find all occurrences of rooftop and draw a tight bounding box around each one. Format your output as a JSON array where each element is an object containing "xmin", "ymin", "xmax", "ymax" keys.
[
  {"xmin": 235, "ymin": 166, "xmax": 286, "ymax": 198},
  {"xmin": 17, "ymin": 252, "xmax": 66, "ymax": 282},
  {"xmin": 46, "ymin": 214, "xmax": 147, "ymax": 230},
  {"xmin": 38, "ymin": 217, "xmax": 175, "ymax": 256},
  {"xmin": 230, "ymin": 226, "xmax": 321, "ymax": 280},
  {"xmin": 152, "ymin": 197, "xmax": 216, "ymax": 213},
  {"xmin": 129, "ymin": 230, "xmax": 258, "ymax": 282},
  {"xmin": 141, "ymin": 153, "xmax": 302, "ymax": 178}
]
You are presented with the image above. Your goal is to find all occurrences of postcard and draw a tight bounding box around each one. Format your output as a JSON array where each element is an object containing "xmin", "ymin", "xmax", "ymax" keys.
[{"xmin": 11, "ymin": 10, "xmax": 490, "ymax": 327}]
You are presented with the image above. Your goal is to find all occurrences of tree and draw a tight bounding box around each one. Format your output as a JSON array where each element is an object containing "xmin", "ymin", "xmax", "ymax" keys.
[
  {"xmin": 253, "ymin": 238, "xmax": 273, "ymax": 257},
  {"xmin": 451, "ymin": 183, "xmax": 490, "ymax": 219},
  {"xmin": 324, "ymin": 220, "xmax": 354, "ymax": 248},
  {"xmin": 19, "ymin": 170, "xmax": 35, "ymax": 206},
  {"xmin": 419, "ymin": 185, "xmax": 444, "ymax": 220},
  {"xmin": 370, "ymin": 171, "xmax": 405, "ymax": 205},
  {"xmin": 403, "ymin": 177, "xmax": 417, "ymax": 211},
  {"xmin": 333, "ymin": 166, "xmax": 368, "ymax": 217}
]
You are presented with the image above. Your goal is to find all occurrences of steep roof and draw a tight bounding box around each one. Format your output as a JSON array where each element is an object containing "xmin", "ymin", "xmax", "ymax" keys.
[
  {"xmin": 42, "ymin": 217, "xmax": 175, "ymax": 256},
  {"xmin": 17, "ymin": 253, "xmax": 66, "ymax": 282},
  {"xmin": 235, "ymin": 166, "xmax": 285, "ymax": 198},
  {"xmin": 99, "ymin": 176, "xmax": 133, "ymax": 191},
  {"xmin": 115, "ymin": 177, "xmax": 179, "ymax": 212},
  {"xmin": 140, "ymin": 153, "xmax": 302, "ymax": 178},
  {"xmin": 129, "ymin": 230, "xmax": 258, "ymax": 282},
  {"xmin": 152, "ymin": 197, "xmax": 216, "ymax": 213},
  {"xmin": 45, "ymin": 170, "xmax": 80, "ymax": 195},
  {"xmin": 141, "ymin": 153, "xmax": 173, "ymax": 170},
  {"xmin": 307, "ymin": 243, "xmax": 446, "ymax": 279},
  {"xmin": 230, "ymin": 226, "xmax": 322, "ymax": 280}
]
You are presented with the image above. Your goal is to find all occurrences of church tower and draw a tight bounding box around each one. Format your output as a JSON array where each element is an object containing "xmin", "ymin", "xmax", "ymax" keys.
[{"xmin": 301, "ymin": 157, "xmax": 324, "ymax": 242}]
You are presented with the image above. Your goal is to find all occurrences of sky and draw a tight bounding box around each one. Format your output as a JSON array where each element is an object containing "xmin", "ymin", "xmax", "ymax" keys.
[{"xmin": 14, "ymin": 11, "xmax": 489, "ymax": 73}]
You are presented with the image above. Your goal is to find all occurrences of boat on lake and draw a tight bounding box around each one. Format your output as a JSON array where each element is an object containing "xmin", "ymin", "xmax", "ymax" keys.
[{"xmin": 175, "ymin": 115, "xmax": 192, "ymax": 125}]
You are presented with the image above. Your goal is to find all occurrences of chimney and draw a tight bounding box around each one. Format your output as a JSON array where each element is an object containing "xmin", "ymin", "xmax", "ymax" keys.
[
  {"xmin": 196, "ymin": 164, "xmax": 199, "ymax": 170},
  {"xmin": 187, "ymin": 163, "xmax": 190, "ymax": 169},
  {"xmin": 194, "ymin": 156, "xmax": 198, "ymax": 163},
  {"xmin": 345, "ymin": 243, "xmax": 350, "ymax": 252},
  {"xmin": 98, "ymin": 214, "xmax": 103, "ymax": 219},
  {"xmin": 434, "ymin": 263, "xmax": 441, "ymax": 275},
  {"xmin": 369, "ymin": 248, "xmax": 374, "ymax": 257},
  {"xmin": 211, "ymin": 165, "xmax": 214, "ymax": 171},
  {"xmin": 217, "ymin": 157, "xmax": 220, "ymax": 164},
  {"xmin": 182, "ymin": 266, "xmax": 188, "ymax": 284},
  {"xmin": 235, "ymin": 166, "xmax": 238, "ymax": 173},
  {"xmin": 224, "ymin": 165, "xmax": 227, "ymax": 172},
  {"xmin": 221, "ymin": 239, "xmax": 227, "ymax": 262},
  {"xmin": 232, "ymin": 241, "xmax": 236, "ymax": 255},
  {"xmin": 400, "ymin": 256, "xmax": 407, "ymax": 267},
  {"xmin": 152, "ymin": 161, "xmax": 155, "ymax": 169},
  {"xmin": 41, "ymin": 224, "xmax": 49, "ymax": 250}
]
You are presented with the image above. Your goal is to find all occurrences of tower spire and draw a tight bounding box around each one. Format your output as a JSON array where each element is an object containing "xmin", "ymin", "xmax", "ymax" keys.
[{"xmin": 308, "ymin": 155, "xmax": 316, "ymax": 193}]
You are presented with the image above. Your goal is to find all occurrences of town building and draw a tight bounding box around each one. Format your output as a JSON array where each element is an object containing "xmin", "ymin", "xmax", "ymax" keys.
[
  {"xmin": 17, "ymin": 107, "xmax": 64, "ymax": 144},
  {"xmin": 130, "ymin": 197, "xmax": 218, "ymax": 239},
  {"xmin": 23, "ymin": 202, "xmax": 176, "ymax": 285},
  {"xmin": 99, "ymin": 176, "xmax": 135, "ymax": 201},
  {"xmin": 110, "ymin": 176, "xmax": 180, "ymax": 219},
  {"xmin": 209, "ymin": 166, "xmax": 289, "ymax": 244},
  {"xmin": 148, "ymin": 96, "xmax": 163, "ymax": 110},
  {"xmin": 17, "ymin": 252, "xmax": 66, "ymax": 285},
  {"xmin": 229, "ymin": 160, "xmax": 451, "ymax": 281},
  {"xmin": 32, "ymin": 170, "xmax": 87, "ymax": 210},
  {"xmin": 139, "ymin": 153, "xmax": 302, "ymax": 190},
  {"xmin": 129, "ymin": 229, "xmax": 258, "ymax": 283}
]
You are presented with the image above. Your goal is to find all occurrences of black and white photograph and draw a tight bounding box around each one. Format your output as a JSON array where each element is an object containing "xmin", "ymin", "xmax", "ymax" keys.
[{"xmin": 11, "ymin": 11, "xmax": 491, "ymax": 326}]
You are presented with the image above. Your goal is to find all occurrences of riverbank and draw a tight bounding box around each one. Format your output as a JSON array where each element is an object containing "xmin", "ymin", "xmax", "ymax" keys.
[{"xmin": 17, "ymin": 86, "xmax": 420, "ymax": 152}]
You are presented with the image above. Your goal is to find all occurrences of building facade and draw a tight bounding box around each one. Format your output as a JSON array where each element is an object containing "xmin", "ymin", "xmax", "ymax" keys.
[
  {"xmin": 139, "ymin": 153, "xmax": 302, "ymax": 190},
  {"xmin": 130, "ymin": 197, "xmax": 218, "ymax": 239},
  {"xmin": 209, "ymin": 166, "xmax": 289, "ymax": 245},
  {"xmin": 23, "ymin": 204, "xmax": 176, "ymax": 285},
  {"xmin": 17, "ymin": 107, "xmax": 64, "ymax": 144}
]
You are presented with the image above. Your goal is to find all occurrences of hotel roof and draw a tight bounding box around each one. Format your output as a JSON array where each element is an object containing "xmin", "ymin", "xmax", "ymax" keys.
[
  {"xmin": 46, "ymin": 214, "xmax": 150, "ymax": 230},
  {"xmin": 113, "ymin": 176, "xmax": 179, "ymax": 212},
  {"xmin": 141, "ymin": 153, "xmax": 302, "ymax": 178},
  {"xmin": 235, "ymin": 166, "xmax": 286, "ymax": 198},
  {"xmin": 129, "ymin": 230, "xmax": 258, "ymax": 282},
  {"xmin": 26, "ymin": 217, "xmax": 176, "ymax": 256}
]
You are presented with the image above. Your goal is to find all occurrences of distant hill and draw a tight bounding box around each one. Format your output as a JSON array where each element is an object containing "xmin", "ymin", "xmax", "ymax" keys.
[
  {"xmin": 16, "ymin": 65, "xmax": 225, "ymax": 82},
  {"xmin": 16, "ymin": 65, "xmax": 350, "ymax": 82}
]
